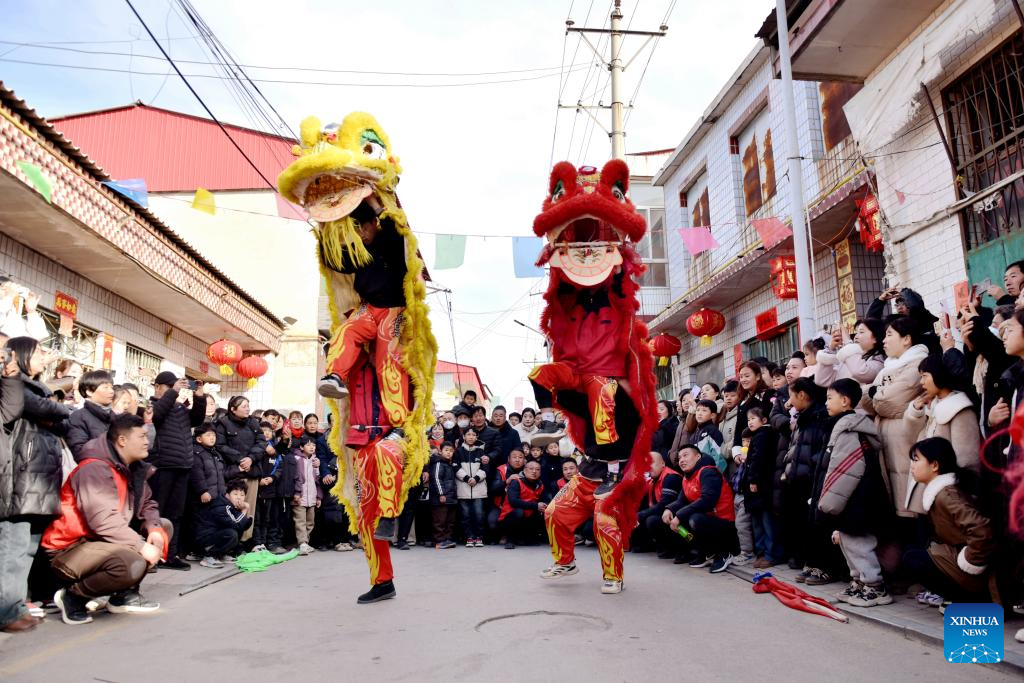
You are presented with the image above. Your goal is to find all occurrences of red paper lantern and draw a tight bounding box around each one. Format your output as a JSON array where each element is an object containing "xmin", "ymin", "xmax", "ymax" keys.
[
  {"xmin": 855, "ymin": 193, "xmax": 883, "ymax": 252},
  {"xmin": 236, "ymin": 355, "xmax": 269, "ymax": 389},
  {"xmin": 207, "ymin": 339, "xmax": 243, "ymax": 376},
  {"xmin": 770, "ymin": 256, "xmax": 798, "ymax": 299},
  {"xmin": 650, "ymin": 333, "xmax": 683, "ymax": 367},
  {"xmin": 686, "ymin": 308, "xmax": 726, "ymax": 347}
]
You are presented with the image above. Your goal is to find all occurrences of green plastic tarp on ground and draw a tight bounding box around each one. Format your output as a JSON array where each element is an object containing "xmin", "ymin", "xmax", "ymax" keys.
[{"xmin": 235, "ymin": 549, "xmax": 300, "ymax": 572}]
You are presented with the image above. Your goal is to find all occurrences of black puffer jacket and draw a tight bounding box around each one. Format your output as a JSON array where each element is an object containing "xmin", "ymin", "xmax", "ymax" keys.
[
  {"xmin": 0, "ymin": 374, "xmax": 25, "ymax": 519},
  {"xmin": 782, "ymin": 405, "xmax": 830, "ymax": 485},
  {"xmin": 652, "ymin": 415, "xmax": 679, "ymax": 459},
  {"xmin": 213, "ymin": 413, "xmax": 267, "ymax": 480},
  {"xmin": 1, "ymin": 376, "xmax": 69, "ymax": 519},
  {"xmin": 149, "ymin": 389, "xmax": 206, "ymax": 469},
  {"xmin": 66, "ymin": 400, "xmax": 112, "ymax": 461},
  {"xmin": 189, "ymin": 444, "xmax": 226, "ymax": 500}
]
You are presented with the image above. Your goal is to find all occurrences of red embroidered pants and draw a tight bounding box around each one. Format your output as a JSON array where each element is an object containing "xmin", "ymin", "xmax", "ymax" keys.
[
  {"xmin": 545, "ymin": 476, "xmax": 624, "ymax": 581},
  {"xmin": 355, "ymin": 438, "xmax": 404, "ymax": 585}
]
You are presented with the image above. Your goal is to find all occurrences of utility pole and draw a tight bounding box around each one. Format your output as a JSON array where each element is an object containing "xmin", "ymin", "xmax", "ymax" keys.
[
  {"xmin": 775, "ymin": 0, "xmax": 816, "ymax": 343},
  {"xmin": 562, "ymin": 0, "xmax": 667, "ymax": 160}
]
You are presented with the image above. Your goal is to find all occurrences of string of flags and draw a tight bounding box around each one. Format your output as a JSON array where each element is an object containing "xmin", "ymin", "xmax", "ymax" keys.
[{"xmin": 677, "ymin": 217, "xmax": 793, "ymax": 256}]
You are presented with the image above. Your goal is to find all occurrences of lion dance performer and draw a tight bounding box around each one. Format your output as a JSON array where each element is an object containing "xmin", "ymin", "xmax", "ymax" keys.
[
  {"xmin": 529, "ymin": 160, "xmax": 658, "ymax": 594},
  {"xmin": 277, "ymin": 113, "xmax": 436, "ymax": 604}
]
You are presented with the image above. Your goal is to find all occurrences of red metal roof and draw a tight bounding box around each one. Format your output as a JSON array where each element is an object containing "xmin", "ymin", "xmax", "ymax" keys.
[
  {"xmin": 50, "ymin": 103, "xmax": 296, "ymax": 192},
  {"xmin": 436, "ymin": 360, "xmax": 489, "ymax": 400}
]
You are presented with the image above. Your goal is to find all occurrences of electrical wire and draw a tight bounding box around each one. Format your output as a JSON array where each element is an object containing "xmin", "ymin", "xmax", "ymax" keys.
[
  {"xmin": 122, "ymin": 0, "xmax": 278, "ymax": 191},
  {"xmin": 0, "ymin": 56, "xmax": 593, "ymax": 88},
  {"xmin": 0, "ymin": 39, "xmax": 591, "ymax": 77}
]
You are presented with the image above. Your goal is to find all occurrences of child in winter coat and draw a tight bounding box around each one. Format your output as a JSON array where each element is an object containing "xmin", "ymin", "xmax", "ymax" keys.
[
  {"xmin": 692, "ymin": 399, "xmax": 725, "ymax": 471},
  {"xmin": 539, "ymin": 441, "xmax": 564, "ymax": 493},
  {"xmin": 902, "ymin": 353, "xmax": 981, "ymax": 513},
  {"xmin": 454, "ymin": 429, "xmax": 488, "ymax": 547},
  {"xmin": 902, "ymin": 437, "xmax": 996, "ymax": 608},
  {"xmin": 729, "ymin": 430, "xmax": 755, "ymax": 565},
  {"xmin": 819, "ymin": 379, "xmax": 893, "ymax": 607},
  {"xmin": 741, "ymin": 407, "xmax": 781, "ymax": 568},
  {"xmin": 195, "ymin": 480, "xmax": 253, "ymax": 568},
  {"xmin": 292, "ymin": 437, "xmax": 321, "ymax": 555},
  {"xmin": 253, "ymin": 422, "xmax": 286, "ymax": 553},
  {"xmin": 429, "ymin": 442, "xmax": 458, "ymax": 549}
]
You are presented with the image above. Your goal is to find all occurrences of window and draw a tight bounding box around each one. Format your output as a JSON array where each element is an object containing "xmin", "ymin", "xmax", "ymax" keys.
[
  {"xmin": 729, "ymin": 137, "xmax": 740, "ymax": 155},
  {"xmin": 636, "ymin": 207, "xmax": 667, "ymax": 287},
  {"xmin": 124, "ymin": 344, "xmax": 163, "ymax": 399},
  {"xmin": 686, "ymin": 173, "xmax": 711, "ymax": 284},
  {"xmin": 944, "ymin": 32, "xmax": 1024, "ymax": 250},
  {"xmin": 743, "ymin": 322, "xmax": 799, "ymax": 369},
  {"xmin": 655, "ymin": 364, "xmax": 673, "ymax": 400},
  {"xmin": 37, "ymin": 308, "xmax": 98, "ymax": 370},
  {"xmin": 736, "ymin": 107, "xmax": 777, "ymax": 217},
  {"xmin": 692, "ymin": 354, "xmax": 724, "ymax": 388}
]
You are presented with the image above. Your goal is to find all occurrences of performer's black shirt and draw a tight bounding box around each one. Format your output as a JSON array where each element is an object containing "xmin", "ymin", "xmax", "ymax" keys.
[{"xmin": 324, "ymin": 217, "xmax": 408, "ymax": 308}]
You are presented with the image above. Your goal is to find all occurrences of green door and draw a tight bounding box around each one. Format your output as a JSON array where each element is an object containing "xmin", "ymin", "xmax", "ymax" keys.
[{"xmin": 966, "ymin": 231, "xmax": 1024, "ymax": 302}]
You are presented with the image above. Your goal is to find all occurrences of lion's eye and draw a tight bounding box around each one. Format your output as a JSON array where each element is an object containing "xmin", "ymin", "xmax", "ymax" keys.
[
  {"xmin": 612, "ymin": 185, "xmax": 625, "ymax": 201},
  {"xmin": 362, "ymin": 141, "xmax": 387, "ymax": 160}
]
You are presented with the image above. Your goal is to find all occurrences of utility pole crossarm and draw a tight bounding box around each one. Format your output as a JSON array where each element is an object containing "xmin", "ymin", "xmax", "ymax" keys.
[{"xmin": 567, "ymin": 27, "xmax": 667, "ymax": 37}]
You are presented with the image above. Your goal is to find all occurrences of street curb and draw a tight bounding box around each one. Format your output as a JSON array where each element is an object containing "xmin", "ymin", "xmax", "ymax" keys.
[{"xmin": 725, "ymin": 564, "xmax": 1024, "ymax": 675}]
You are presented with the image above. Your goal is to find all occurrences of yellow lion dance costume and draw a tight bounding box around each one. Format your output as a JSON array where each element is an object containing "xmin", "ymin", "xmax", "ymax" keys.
[{"xmin": 278, "ymin": 112, "xmax": 436, "ymax": 604}]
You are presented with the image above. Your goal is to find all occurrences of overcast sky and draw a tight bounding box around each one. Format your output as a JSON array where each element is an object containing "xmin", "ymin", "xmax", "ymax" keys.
[{"xmin": 2, "ymin": 0, "xmax": 769, "ymax": 408}]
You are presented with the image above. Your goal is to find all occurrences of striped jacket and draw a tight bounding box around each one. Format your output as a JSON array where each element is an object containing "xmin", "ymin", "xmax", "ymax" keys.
[{"xmin": 817, "ymin": 412, "xmax": 891, "ymax": 534}]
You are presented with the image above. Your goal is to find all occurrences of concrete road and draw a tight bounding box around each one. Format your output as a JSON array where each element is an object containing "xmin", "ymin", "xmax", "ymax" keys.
[{"xmin": 0, "ymin": 545, "xmax": 1016, "ymax": 682}]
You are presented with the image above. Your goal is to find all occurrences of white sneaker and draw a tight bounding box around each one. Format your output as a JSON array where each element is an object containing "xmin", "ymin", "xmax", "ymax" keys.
[
  {"xmin": 85, "ymin": 595, "xmax": 109, "ymax": 612},
  {"xmin": 540, "ymin": 563, "xmax": 578, "ymax": 579},
  {"xmin": 1015, "ymin": 627, "xmax": 1023, "ymax": 643},
  {"xmin": 299, "ymin": 542, "xmax": 315, "ymax": 555},
  {"xmin": 601, "ymin": 579, "xmax": 623, "ymax": 594},
  {"xmin": 251, "ymin": 544, "xmax": 267, "ymax": 553},
  {"xmin": 184, "ymin": 553, "xmax": 202, "ymax": 562},
  {"xmin": 731, "ymin": 552, "xmax": 755, "ymax": 566},
  {"xmin": 334, "ymin": 542, "xmax": 354, "ymax": 552},
  {"xmin": 200, "ymin": 556, "xmax": 224, "ymax": 568}
]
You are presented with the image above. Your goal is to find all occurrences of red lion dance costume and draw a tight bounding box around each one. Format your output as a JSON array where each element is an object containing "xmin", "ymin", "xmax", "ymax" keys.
[
  {"xmin": 278, "ymin": 113, "xmax": 436, "ymax": 605},
  {"xmin": 530, "ymin": 160, "xmax": 658, "ymax": 594}
]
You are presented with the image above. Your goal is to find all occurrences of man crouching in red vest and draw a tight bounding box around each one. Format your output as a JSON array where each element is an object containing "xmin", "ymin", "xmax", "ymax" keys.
[
  {"xmin": 42, "ymin": 413, "xmax": 170, "ymax": 625},
  {"xmin": 662, "ymin": 444, "xmax": 738, "ymax": 574}
]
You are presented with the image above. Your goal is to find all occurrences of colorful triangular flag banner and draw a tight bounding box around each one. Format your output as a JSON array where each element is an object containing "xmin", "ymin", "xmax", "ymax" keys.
[
  {"xmin": 751, "ymin": 217, "xmax": 792, "ymax": 249},
  {"xmin": 17, "ymin": 161, "xmax": 52, "ymax": 204},
  {"xmin": 191, "ymin": 187, "xmax": 216, "ymax": 215},
  {"xmin": 512, "ymin": 237, "xmax": 545, "ymax": 278},
  {"xmin": 102, "ymin": 178, "xmax": 149, "ymax": 208},
  {"xmin": 434, "ymin": 234, "xmax": 467, "ymax": 270},
  {"xmin": 274, "ymin": 192, "xmax": 308, "ymax": 221},
  {"xmin": 895, "ymin": 190, "xmax": 906, "ymax": 205},
  {"xmin": 677, "ymin": 227, "xmax": 719, "ymax": 256}
]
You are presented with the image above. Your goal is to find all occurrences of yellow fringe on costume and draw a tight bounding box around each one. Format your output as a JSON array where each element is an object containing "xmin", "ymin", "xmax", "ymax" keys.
[{"xmin": 280, "ymin": 112, "xmax": 436, "ymax": 534}]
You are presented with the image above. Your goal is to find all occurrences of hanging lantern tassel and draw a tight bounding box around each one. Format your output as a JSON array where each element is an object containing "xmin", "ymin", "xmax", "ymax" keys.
[
  {"xmin": 207, "ymin": 339, "xmax": 243, "ymax": 377},
  {"xmin": 247, "ymin": 377, "xmax": 258, "ymax": 389},
  {"xmin": 658, "ymin": 356, "xmax": 669, "ymax": 366},
  {"xmin": 651, "ymin": 332, "xmax": 683, "ymax": 367},
  {"xmin": 700, "ymin": 335, "xmax": 713, "ymax": 347},
  {"xmin": 220, "ymin": 364, "xmax": 234, "ymax": 376}
]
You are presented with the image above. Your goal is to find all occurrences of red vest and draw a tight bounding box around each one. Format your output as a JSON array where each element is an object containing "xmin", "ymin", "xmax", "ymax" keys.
[
  {"xmin": 42, "ymin": 459, "xmax": 127, "ymax": 551},
  {"xmin": 681, "ymin": 465, "xmax": 735, "ymax": 522},
  {"xmin": 647, "ymin": 468, "xmax": 671, "ymax": 507},
  {"xmin": 499, "ymin": 478, "xmax": 542, "ymax": 521}
]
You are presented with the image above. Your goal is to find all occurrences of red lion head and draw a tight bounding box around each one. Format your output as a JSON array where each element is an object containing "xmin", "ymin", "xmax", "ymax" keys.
[{"xmin": 533, "ymin": 160, "xmax": 648, "ymax": 287}]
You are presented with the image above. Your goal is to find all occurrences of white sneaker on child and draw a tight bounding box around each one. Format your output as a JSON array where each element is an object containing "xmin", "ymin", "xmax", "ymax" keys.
[
  {"xmin": 199, "ymin": 557, "xmax": 223, "ymax": 568},
  {"xmin": 298, "ymin": 543, "xmax": 315, "ymax": 555},
  {"xmin": 731, "ymin": 553, "xmax": 755, "ymax": 566},
  {"xmin": 251, "ymin": 544, "xmax": 267, "ymax": 553}
]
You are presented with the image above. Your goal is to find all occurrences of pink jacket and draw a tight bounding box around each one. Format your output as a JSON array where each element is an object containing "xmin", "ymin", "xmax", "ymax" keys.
[
  {"xmin": 293, "ymin": 452, "xmax": 322, "ymax": 507},
  {"xmin": 814, "ymin": 343, "xmax": 884, "ymax": 389}
]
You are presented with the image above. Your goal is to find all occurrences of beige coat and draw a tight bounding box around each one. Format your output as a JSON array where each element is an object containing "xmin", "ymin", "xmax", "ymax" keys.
[
  {"xmin": 903, "ymin": 390, "xmax": 981, "ymax": 513},
  {"xmin": 865, "ymin": 344, "xmax": 929, "ymax": 517},
  {"xmin": 922, "ymin": 473, "xmax": 995, "ymax": 595}
]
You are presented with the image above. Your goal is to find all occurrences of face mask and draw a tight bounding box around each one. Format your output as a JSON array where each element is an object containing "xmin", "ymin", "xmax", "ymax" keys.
[
  {"xmin": 457, "ymin": 418, "xmax": 469, "ymax": 429},
  {"xmin": 442, "ymin": 420, "xmax": 455, "ymax": 430},
  {"xmin": 990, "ymin": 326, "xmax": 1001, "ymax": 338},
  {"xmin": 541, "ymin": 412, "xmax": 555, "ymax": 423}
]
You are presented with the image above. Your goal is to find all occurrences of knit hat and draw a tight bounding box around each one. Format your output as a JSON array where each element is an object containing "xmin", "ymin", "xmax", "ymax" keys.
[{"xmin": 154, "ymin": 371, "xmax": 178, "ymax": 387}]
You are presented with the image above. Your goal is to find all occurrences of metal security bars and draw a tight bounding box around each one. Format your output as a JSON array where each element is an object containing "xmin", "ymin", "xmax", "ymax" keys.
[{"xmin": 944, "ymin": 31, "xmax": 1024, "ymax": 249}]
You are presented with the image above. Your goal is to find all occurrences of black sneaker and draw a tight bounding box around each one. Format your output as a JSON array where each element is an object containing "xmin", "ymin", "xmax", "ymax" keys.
[
  {"xmin": 505, "ymin": 542, "xmax": 516, "ymax": 549},
  {"xmin": 688, "ymin": 555, "xmax": 713, "ymax": 568},
  {"xmin": 106, "ymin": 590, "xmax": 160, "ymax": 614},
  {"xmin": 709, "ymin": 555, "xmax": 734, "ymax": 573},
  {"xmin": 54, "ymin": 589, "xmax": 92, "ymax": 626},
  {"xmin": 161, "ymin": 557, "xmax": 191, "ymax": 571},
  {"xmin": 317, "ymin": 374, "xmax": 349, "ymax": 399},
  {"xmin": 794, "ymin": 568, "xmax": 812, "ymax": 583},
  {"xmin": 396, "ymin": 540, "xmax": 411, "ymax": 550},
  {"xmin": 373, "ymin": 517, "xmax": 397, "ymax": 542},
  {"xmin": 357, "ymin": 580, "xmax": 396, "ymax": 604},
  {"xmin": 804, "ymin": 568, "xmax": 835, "ymax": 586},
  {"xmin": 592, "ymin": 469, "xmax": 621, "ymax": 500}
]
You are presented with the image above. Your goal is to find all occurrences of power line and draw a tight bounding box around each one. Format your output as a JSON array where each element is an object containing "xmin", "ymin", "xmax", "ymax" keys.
[
  {"xmin": 122, "ymin": 0, "xmax": 278, "ymax": 191},
  {"xmin": 0, "ymin": 39, "xmax": 592, "ymax": 78},
  {"xmin": 0, "ymin": 56, "xmax": 593, "ymax": 88}
]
